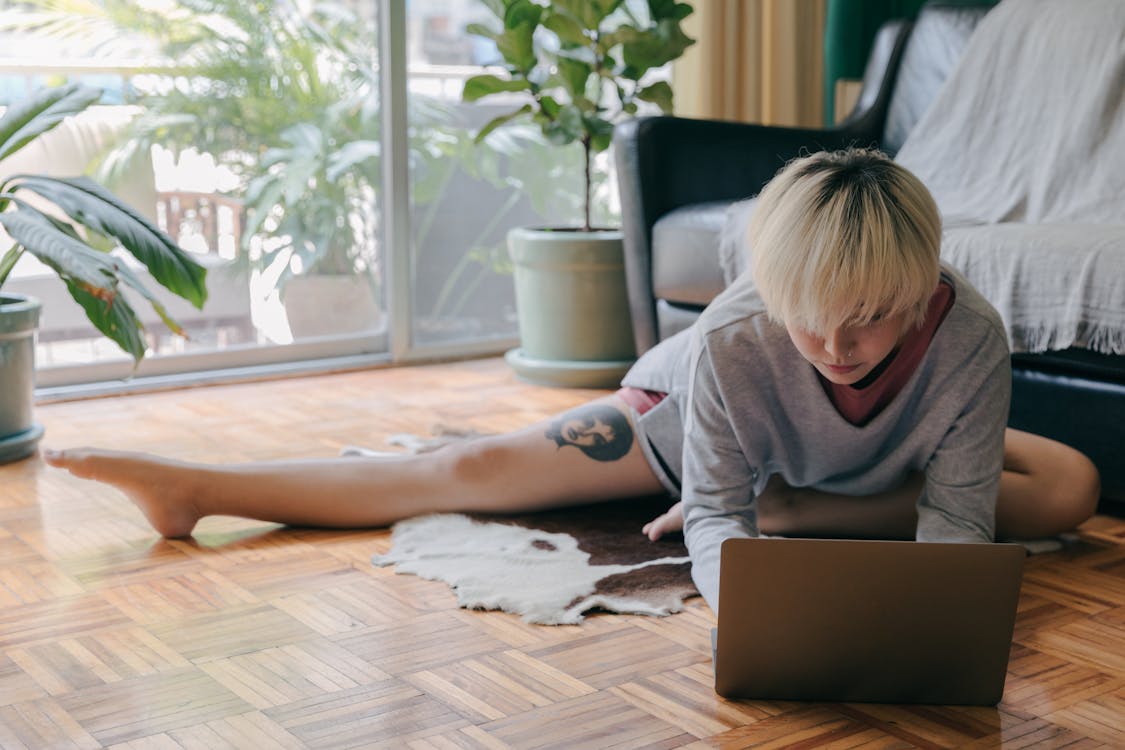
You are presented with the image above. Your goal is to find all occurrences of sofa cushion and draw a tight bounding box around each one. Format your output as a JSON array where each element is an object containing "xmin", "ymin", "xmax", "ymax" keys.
[{"xmin": 651, "ymin": 201, "xmax": 730, "ymax": 305}]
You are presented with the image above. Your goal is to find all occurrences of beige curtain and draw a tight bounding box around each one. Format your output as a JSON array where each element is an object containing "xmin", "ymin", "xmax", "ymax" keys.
[{"xmin": 673, "ymin": 0, "xmax": 827, "ymax": 128}]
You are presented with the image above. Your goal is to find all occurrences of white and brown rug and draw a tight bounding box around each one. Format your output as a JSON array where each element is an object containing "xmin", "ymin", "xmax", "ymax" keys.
[{"xmin": 371, "ymin": 497, "xmax": 696, "ymax": 625}]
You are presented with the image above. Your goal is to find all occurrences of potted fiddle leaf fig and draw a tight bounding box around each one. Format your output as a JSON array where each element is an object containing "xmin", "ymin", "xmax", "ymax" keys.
[
  {"xmin": 0, "ymin": 83, "xmax": 207, "ymax": 462},
  {"xmin": 463, "ymin": 0, "xmax": 693, "ymax": 387}
]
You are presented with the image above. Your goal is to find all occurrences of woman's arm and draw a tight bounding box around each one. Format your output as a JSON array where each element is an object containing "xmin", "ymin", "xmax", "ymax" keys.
[
  {"xmin": 917, "ymin": 357, "xmax": 1011, "ymax": 543},
  {"xmin": 680, "ymin": 344, "xmax": 761, "ymax": 612}
]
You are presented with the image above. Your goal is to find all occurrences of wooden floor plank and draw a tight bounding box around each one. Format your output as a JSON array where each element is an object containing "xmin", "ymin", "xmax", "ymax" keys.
[
  {"xmin": 262, "ymin": 681, "xmax": 471, "ymax": 749},
  {"xmin": 610, "ymin": 669, "xmax": 775, "ymax": 738},
  {"xmin": 478, "ymin": 690, "xmax": 696, "ymax": 749},
  {"xmin": 0, "ymin": 357, "xmax": 1121, "ymax": 747},
  {"xmin": 56, "ymin": 667, "xmax": 253, "ymax": 746}
]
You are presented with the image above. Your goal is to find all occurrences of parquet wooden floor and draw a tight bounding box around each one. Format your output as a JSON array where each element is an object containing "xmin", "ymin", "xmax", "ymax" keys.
[{"xmin": 1, "ymin": 357, "xmax": 1123, "ymax": 749}]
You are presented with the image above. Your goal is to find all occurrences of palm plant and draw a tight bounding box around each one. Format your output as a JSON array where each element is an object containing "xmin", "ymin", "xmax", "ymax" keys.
[
  {"xmin": 240, "ymin": 84, "xmax": 381, "ymax": 293},
  {"xmin": 5, "ymin": 0, "xmax": 385, "ymax": 291},
  {"xmin": 144, "ymin": 0, "xmax": 375, "ymax": 278},
  {"xmin": 0, "ymin": 83, "xmax": 207, "ymax": 362}
]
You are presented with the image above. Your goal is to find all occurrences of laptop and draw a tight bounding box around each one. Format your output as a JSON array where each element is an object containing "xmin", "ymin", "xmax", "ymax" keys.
[{"xmin": 713, "ymin": 537, "xmax": 1025, "ymax": 705}]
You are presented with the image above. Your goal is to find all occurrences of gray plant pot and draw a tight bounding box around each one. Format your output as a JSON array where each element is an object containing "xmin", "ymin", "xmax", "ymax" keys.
[
  {"xmin": 505, "ymin": 227, "xmax": 636, "ymax": 388},
  {"xmin": 0, "ymin": 293, "xmax": 44, "ymax": 463}
]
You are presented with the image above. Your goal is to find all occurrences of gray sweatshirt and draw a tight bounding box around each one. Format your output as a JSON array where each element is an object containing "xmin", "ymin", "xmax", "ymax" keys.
[{"xmin": 621, "ymin": 265, "xmax": 1011, "ymax": 611}]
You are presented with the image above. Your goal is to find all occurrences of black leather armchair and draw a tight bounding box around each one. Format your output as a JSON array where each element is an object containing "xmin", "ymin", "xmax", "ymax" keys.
[{"xmin": 614, "ymin": 1, "xmax": 1125, "ymax": 510}]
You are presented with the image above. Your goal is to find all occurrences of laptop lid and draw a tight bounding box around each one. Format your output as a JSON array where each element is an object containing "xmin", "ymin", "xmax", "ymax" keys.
[{"xmin": 714, "ymin": 537, "xmax": 1025, "ymax": 705}]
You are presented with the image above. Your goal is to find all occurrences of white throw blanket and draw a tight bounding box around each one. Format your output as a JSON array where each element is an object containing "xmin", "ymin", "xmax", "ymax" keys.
[{"xmin": 895, "ymin": 0, "xmax": 1125, "ymax": 353}]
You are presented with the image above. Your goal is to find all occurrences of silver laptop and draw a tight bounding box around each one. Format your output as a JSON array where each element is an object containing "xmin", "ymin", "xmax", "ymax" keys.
[{"xmin": 713, "ymin": 537, "xmax": 1025, "ymax": 705}]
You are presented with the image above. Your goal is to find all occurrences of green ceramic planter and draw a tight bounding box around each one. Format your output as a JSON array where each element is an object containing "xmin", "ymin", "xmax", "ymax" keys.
[
  {"xmin": 0, "ymin": 294, "xmax": 44, "ymax": 463},
  {"xmin": 505, "ymin": 227, "xmax": 636, "ymax": 388}
]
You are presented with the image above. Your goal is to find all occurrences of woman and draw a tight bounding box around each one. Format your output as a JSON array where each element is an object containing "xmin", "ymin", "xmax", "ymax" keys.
[{"xmin": 45, "ymin": 149, "xmax": 1100, "ymax": 612}]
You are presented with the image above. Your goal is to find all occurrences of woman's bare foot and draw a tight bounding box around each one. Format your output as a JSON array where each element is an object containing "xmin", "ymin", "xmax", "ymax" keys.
[
  {"xmin": 643, "ymin": 501, "xmax": 684, "ymax": 541},
  {"xmin": 42, "ymin": 448, "xmax": 203, "ymax": 538}
]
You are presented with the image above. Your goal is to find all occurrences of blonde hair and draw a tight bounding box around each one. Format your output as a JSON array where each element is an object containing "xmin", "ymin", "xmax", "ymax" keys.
[{"xmin": 748, "ymin": 148, "xmax": 941, "ymax": 335}]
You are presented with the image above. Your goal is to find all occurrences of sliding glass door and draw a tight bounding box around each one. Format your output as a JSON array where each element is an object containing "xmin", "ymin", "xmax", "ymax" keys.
[
  {"xmin": 0, "ymin": 0, "xmax": 603, "ymax": 391},
  {"xmin": 0, "ymin": 0, "xmax": 392, "ymax": 389}
]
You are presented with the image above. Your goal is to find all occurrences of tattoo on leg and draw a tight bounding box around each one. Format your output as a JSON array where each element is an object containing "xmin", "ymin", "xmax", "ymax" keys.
[{"xmin": 545, "ymin": 404, "xmax": 634, "ymax": 462}]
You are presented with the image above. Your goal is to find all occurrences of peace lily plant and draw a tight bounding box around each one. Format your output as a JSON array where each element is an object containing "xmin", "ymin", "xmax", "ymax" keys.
[{"xmin": 0, "ymin": 83, "xmax": 207, "ymax": 363}]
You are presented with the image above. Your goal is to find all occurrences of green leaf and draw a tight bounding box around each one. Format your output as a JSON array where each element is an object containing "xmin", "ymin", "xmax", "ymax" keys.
[
  {"xmin": 542, "ymin": 12, "xmax": 587, "ymax": 46},
  {"xmin": 636, "ymin": 80, "xmax": 674, "ymax": 113},
  {"xmin": 541, "ymin": 105, "xmax": 584, "ymax": 146},
  {"xmin": 494, "ymin": 0, "xmax": 540, "ymax": 72},
  {"xmin": 242, "ymin": 176, "xmax": 289, "ymax": 242},
  {"xmin": 556, "ymin": 57, "xmax": 593, "ymax": 99},
  {"xmin": 601, "ymin": 26, "xmax": 642, "ymax": 50},
  {"xmin": 327, "ymin": 140, "xmax": 380, "ymax": 182},
  {"xmin": 621, "ymin": 18, "xmax": 695, "ymax": 73},
  {"xmin": 553, "ymin": 0, "xmax": 619, "ymax": 28},
  {"xmin": 474, "ymin": 104, "xmax": 533, "ymax": 143},
  {"xmin": 0, "ymin": 206, "xmax": 149, "ymax": 361},
  {"xmin": 282, "ymin": 155, "xmax": 322, "ymax": 205},
  {"xmin": 585, "ymin": 116, "xmax": 615, "ymax": 153},
  {"xmin": 539, "ymin": 95, "xmax": 562, "ymax": 120},
  {"xmin": 504, "ymin": 0, "xmax": 542, "ymax": 30},
  {"xmin": 0, "ymin": 244, "xmax": 21, "ymax": 287},
  {"xmin": 0, "ymin": 83, "xmax": 103, "ymax": 164},
  {"xmin": 464, "ymin": 22, "xmax": 498, "ymax": 42},
  {"xmin": 265, "ymin": 124, "xmax": 325, "ymax": 177},
  {"xmin": 461, "ymin": 74, "xmax": 532, "ymax": 102},
  {"xmin": 647, "ymin": 0, "xmax": 694, "ymax": 22},
  {"xmin": 112, "ymin": 259, "xmax": 189, "ymax": 339},
  {"xmin": 63, "ymin": 276, "xmax": 147, "ymax": 363},
  {"xmin": 10, "ymin": 175, "xmax": 209, "ymax": 309},
  {"xmin": 495, "ymin": 28, "xmax": 537, "ymax": 73},
  {"xmin": 0, "ymin": 208, "xmax": 119, "ymax": 300}
]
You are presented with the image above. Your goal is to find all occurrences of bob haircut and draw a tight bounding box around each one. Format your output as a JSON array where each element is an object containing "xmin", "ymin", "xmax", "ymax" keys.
[{"xmin": 749, "ymin": 148, "xmax": 942, "ymax": 336}]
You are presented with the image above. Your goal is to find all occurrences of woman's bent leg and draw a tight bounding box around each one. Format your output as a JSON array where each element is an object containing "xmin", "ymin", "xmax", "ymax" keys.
[
  {"xmin": 995, "ymin": 428, "xmax": 1100, "ymax": 539},
  {"xmin": 652, "ymin": 429, "xmax": 1101, "ymax": 541},
  {"xmin": 43, "ymin": 396, "xmax": 667, "ymax": 538}
]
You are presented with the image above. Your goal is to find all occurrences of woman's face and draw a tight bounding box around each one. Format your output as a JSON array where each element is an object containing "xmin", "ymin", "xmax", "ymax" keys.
[{"xmin": 785, "ymin": 312, "xmax": 908, "ymax": 386}]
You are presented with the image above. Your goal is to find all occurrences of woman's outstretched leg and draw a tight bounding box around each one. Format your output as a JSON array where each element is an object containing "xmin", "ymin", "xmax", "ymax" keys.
[{"xmin": 43, "ymin": 396, "xmax": 667, "ymax": 538}]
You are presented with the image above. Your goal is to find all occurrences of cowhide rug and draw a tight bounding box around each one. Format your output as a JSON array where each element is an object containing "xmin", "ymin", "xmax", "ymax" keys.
[
  {"xmin": 372, "ymin": 498, "xmax": 696, "ymax": 625},
  {"xmin": 346, "ymin": 430, "xmax": 696, "ymax": 625}
]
